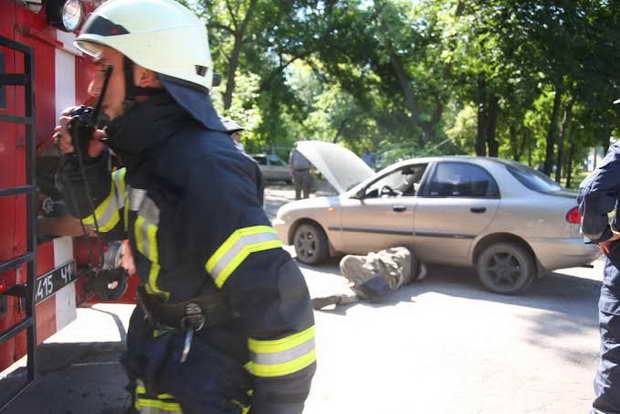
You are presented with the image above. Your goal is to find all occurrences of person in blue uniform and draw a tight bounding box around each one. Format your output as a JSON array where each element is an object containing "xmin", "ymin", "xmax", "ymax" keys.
[
  {"xmin": 578, "ymin": 121, "xmax": 620, "ymax": 414},
  {"xmin": 53, "ymin": 0, "xmax": 316, "ymax": 413}
]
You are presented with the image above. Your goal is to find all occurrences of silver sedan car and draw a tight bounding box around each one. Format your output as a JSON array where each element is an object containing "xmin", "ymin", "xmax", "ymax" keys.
[{"xmin": 273, "ymin": 141, "xmax": 600, "ymax": 294}]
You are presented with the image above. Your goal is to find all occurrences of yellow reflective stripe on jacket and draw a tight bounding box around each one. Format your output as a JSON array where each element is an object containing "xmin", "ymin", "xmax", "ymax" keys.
[
  {"xmin": 135, "ymin": 383, "xmax": 181, "ymax": 413},
  {"xmin": 134, "ymin": 196, "xmax": 160, "ymax": 263},
  {"xmin": 206, "ymin": 226, "xmax": 282, "ymax": 288},
  {"xmin": 246, "ymin": 325, "xmax": 316, "ymax": 377},
  {"xmin": 82, "ymin": 169, "xmax": 127, "ymax": 232}
]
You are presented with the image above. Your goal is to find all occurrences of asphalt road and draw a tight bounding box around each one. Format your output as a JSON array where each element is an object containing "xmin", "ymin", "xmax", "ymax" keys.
[{"xmin": 0, "ymin": 184, "xmax": 604, "ymax": 414}]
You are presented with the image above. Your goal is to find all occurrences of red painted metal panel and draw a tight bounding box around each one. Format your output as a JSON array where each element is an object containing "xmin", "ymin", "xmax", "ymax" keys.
[
  {"xmin": 0, "ymin": 0, "xmax": 20, "ymax": 371},
  {"xmin": 0, "ymin": 0, "xmax": 138, "ymax": 374}
]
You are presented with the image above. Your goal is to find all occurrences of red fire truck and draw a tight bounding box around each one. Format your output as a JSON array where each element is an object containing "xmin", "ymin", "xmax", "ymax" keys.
[{"xmin": 0, "ymin": 0, "xmax": 136, "ymax": 409}]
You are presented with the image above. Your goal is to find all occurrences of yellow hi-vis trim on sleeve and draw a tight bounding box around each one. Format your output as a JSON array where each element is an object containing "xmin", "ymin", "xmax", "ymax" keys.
[
  {"xmin": 206, "ymin": 225, "xmax": 282, "ymax": 288},
  {"xmin": 246, "ymin": 325, "xmax": 316, "ymax": 378},
  {"xmin": 82, "ymin": 168, "xmax": 126, "ymax": 232},
  {"xmin": 135, "ymin": 385, "xmax": 181, "ymax": 413},
  {"xmin": 144, "ymin": 262, "xmax": 170, "ymax": 300}
]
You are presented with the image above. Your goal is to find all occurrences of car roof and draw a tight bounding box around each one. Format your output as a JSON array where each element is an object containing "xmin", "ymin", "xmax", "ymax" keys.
[
  {"xmin": 385, "ymin": 155, "xmax": 513, "ymax": 170},
  {"xmin": 250, "ymin": 153, "xmax": 282, "ymax": 157}
]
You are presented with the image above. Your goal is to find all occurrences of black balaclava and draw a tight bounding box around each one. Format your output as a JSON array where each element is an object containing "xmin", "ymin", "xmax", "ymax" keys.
[{"xmin": 102, "ymin": 58, "xmax": 226, "ymax": 167}]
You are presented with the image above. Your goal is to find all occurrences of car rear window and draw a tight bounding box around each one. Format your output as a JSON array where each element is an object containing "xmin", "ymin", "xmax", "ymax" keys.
[
  {"xmin": 252, "ymin": 156, "xmax": 267, "ymax": 166},
  {"xmin": 505, "ymin": 163, "xmax": 563, "ymax": 193}
]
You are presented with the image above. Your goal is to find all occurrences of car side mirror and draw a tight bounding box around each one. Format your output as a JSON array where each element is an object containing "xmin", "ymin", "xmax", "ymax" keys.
[{"xmin": 351, "ymin": 188, "xmax": 366, "ymax": 200}]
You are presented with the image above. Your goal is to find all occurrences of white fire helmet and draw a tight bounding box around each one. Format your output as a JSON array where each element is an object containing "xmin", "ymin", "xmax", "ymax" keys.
[{"xmin": 74, "ymin": 0, "xmax": 213, "ymax": 92}]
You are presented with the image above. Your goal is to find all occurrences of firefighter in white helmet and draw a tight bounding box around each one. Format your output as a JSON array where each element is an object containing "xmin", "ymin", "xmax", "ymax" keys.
[{"xmin": 54, "ymin": 0, "xmax": 316, "ymax": 412}]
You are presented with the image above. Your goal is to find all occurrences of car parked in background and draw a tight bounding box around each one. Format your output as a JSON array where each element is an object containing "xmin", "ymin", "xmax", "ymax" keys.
[
  {"xmin": 251, "ymin": 154, "xmax": 292, "ymax": 183},
  {"xmin": 273, "ymin": 141, "xmax": 600, "ymax": 294}
]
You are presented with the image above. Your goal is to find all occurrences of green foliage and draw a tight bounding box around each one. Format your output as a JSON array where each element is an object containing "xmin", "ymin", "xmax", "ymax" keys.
[{"xmin": 183, "ymin": 0, "xmax": 620, "ymax": 180}]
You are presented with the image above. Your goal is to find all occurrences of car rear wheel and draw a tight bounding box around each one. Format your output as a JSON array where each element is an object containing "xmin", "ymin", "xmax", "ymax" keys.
[
  {"xmin": 293, "ymin": 223, "xmax": 329, "ymax": 265},
  {"xmin": 476, "ymin": 242, "xmax": 535, "ymax": 295}
]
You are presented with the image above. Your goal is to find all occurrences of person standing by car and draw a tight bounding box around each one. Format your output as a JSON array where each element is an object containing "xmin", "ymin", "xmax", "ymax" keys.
[
  {"xmin": 361, "ymin": 148, "xmax": 377, "ymax": 170},
  {"xmin": 220, "ymin": 116, "xmax": 245, "ymax": 152},
  {"xmin": 54, "ymin": 0, "xmax": 316, "ymax": 412},
  {"xmin": 578, "ymin": 119, "xmax": 620, "ymax": 414},
  {"xmin": 289, "ymin": 140, "xmax": 313, "ymax": 200}
]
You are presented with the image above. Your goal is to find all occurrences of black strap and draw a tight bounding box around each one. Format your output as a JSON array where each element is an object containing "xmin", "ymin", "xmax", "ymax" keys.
[{"xmin": 137, "ymin": 286, "xmax": 233, "ymax": 330}]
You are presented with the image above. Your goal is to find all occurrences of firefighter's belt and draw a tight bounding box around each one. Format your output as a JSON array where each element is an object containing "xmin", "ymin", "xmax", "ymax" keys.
[{"xmin": 137, "ymin": 286, "xmax": 233, "ymax": 331}]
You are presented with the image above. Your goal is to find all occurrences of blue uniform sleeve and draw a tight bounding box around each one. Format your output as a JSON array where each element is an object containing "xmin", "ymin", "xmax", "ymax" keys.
[
  {"xmin": 181, "ymin": 153, "xmax": 315, "ymax": 414},
  {"xmin": 578, "ymin": 144, "xmax": 620, "ymax": 243}
]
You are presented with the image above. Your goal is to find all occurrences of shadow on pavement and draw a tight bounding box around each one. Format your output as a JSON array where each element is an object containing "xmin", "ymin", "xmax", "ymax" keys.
[
  {"xmin": 0, "ymin": 342, "xmax": 130, "ymax": 414},
  {"xmin": 413, "ymin": 264, "xmax": 600, "ymax": 320},
  {"xmin": 310, "ymin": 262, "xmax": 600, "ymax": 331}
]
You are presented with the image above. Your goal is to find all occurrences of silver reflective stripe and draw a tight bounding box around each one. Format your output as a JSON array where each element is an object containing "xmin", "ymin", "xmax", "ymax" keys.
[
  {"xmin": 250, "ymin": 337, "xmax": 316, "ymax": 366},
  {"xmin": 111, "ymin": 170, "xmax": 127, "ymax": 210},
  {"xmin": 140, "ymin": 196, "xmax": 160, "ymax": 224},
  {"xmin": 135, "ymin": 196, "xmax": 160, "ymax": 262},
  {"xmin": 129, "ymin": 186, "xmax": 147, "ymax": 211},
  {"xmin": 210, "ymin": 232, "xmax": 280, "ymax": 281}
]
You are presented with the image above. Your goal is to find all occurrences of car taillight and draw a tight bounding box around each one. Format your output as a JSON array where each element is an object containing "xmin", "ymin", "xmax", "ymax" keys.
[{"xmin": 566, "ymin": 207, "xmax": 581, "ymax": 224}]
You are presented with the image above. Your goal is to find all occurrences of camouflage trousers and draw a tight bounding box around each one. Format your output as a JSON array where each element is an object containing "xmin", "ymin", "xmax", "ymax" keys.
[{"xmin": 312, "ymin": 247, "xmax": 421, "ymax": 309}]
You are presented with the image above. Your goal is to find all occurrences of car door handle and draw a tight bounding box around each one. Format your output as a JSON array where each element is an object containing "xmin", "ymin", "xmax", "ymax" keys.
[
  {"xmin": 393, "ymin": 205, "xmax": 407, "ymax": 212},
  {"xmin": 470, "ymin": 207, "xmax": 487, "ymax": 214}
]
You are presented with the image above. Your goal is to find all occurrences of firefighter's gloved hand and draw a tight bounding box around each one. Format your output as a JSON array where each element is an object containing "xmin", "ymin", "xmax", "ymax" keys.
[{"xmin": 54, "ymin": 106, "xmax": 106, "ymax": 158}]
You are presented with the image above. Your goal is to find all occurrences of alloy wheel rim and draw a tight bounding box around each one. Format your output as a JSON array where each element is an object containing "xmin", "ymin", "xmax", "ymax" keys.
[
  {"xmin": 486, "ymin": 252, "xmax": 522, "ymax": 288},
  {"xmin": 296, "ymin": 229, "xmax": 316, "ymax": 261}
]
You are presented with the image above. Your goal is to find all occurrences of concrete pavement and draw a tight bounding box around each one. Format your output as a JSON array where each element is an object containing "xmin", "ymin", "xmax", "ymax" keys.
[{"xmin": 0, "ymin": 185, "xmax": 604, "ymax": 414}]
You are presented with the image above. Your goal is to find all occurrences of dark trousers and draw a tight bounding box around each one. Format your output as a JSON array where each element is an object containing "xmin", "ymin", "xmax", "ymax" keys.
[
  {"xmin": 592, "ymin": 259, "xmax": 620, "ymax": 414},
  {"xmin": 123, "ymin": 306, "xmax": 250, "ymax": 414},
  {"xmin": 293, "ymin": 170, "xmax": 312, "ymax": 200}
]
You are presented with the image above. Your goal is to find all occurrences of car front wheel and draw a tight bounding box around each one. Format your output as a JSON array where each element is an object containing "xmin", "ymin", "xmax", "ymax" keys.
[
  {"xmin": 476, "ymin": 242, "xmax": 535, "ymax": 295},
  {"xmin": 293, "ymin": 223, "xmax": 329, "ymax": 265}
]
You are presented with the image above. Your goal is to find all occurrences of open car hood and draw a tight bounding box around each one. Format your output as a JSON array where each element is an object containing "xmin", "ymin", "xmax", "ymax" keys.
[{"xmin": 296, "ymin": 141, "xmax": 375, "ymax": 194}]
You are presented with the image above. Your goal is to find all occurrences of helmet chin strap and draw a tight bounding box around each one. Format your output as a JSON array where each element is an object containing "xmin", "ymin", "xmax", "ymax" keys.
[{"xmin": 122, "ymin": 56, "xmax": 165, "ymax": 111}]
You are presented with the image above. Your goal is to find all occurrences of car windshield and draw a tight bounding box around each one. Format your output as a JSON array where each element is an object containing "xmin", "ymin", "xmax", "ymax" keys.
[
  {"xmin": 252, "ymin": 156, "xmax": 267, "ymax": 166},
  {"xmin": 505, "ymin": 162, "xmax": 563, "ymax": 193}
]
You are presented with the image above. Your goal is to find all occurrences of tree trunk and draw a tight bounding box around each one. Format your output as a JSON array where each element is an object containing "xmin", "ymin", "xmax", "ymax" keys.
[
  {"xmin": 565, "ymin": 139, "xmax": 576, "ymax": 189},
  {"xmin": 601, "ymin": 125, "xmax": 612, "ymax": 155},
  {"xmin": 475, "ymin": 76, "xmax": 487, "ymax": 156},
  {"xmin": 555, "ymin": 99, "xmax": 574, "ymax": 182},
  {"xmin": 543, "ymin": 85, "xmax": 563, "ymax": 176},
  {"xmin": 486, "ymin": 95, "xmax": 500, "ymax": 157},
  {"xmin": 510, "ymin": 124, "xmax": 519, "ymax": 161},
  {"xmin": 221, "ymin": 0, "xmax": 258, "ymax": 110},
  {"xmin": 223, "ymin": 32, "xmax": 244, "ymax": 110},
  {"xmin": 528, "ymin": 132, "xmax": 533, "ymax": 167},
  {"xmin": 518, "ymin": 127, "xmax": 530, "ymax": 163}
]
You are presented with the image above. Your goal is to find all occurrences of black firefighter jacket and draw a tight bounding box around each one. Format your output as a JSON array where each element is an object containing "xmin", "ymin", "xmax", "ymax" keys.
[{"xmin": 57, "ymin": 97, "xmax": 316, "ymax": 414}]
